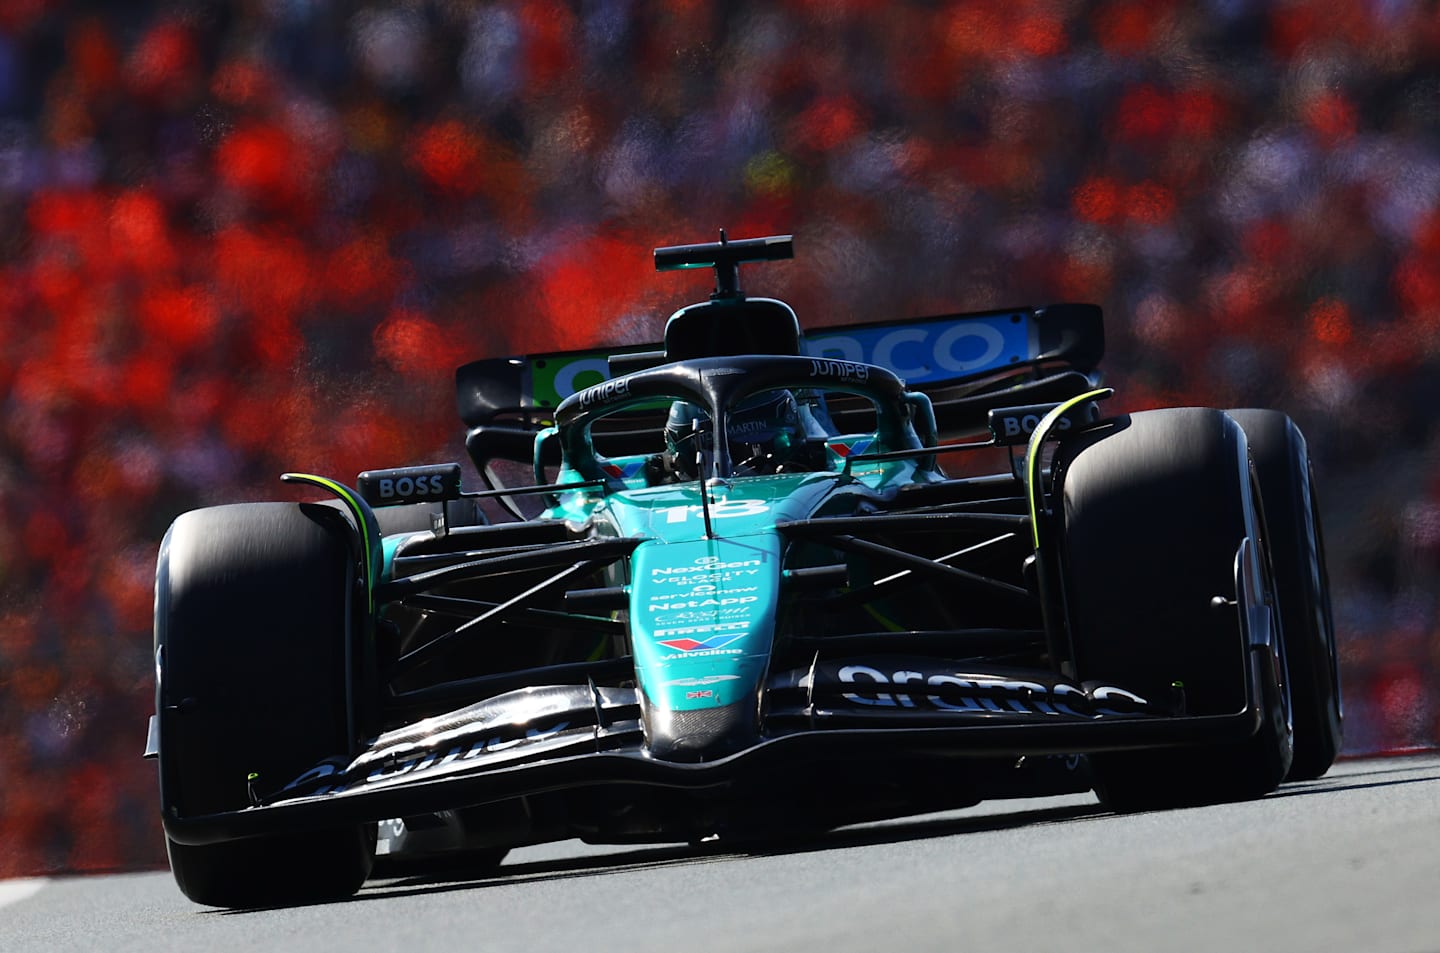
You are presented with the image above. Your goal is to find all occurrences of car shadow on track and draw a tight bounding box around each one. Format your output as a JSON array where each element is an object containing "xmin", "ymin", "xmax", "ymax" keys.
[
  {"xmin": 1262, "ymin": 766, "xmax": 1440, "ymax": 801},
  {"xmin": 355, "ymin": 801, "xmax": 1110, "ymax": 904},
  {"xmin": 317, "ymin": 758, "xmax": 1440, "ymax": 907}
]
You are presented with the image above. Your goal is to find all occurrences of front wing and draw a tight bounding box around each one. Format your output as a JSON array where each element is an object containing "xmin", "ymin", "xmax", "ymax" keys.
[{"xmin": 163, "ymin": 643, "xmax": 1273, "ymax": 846}]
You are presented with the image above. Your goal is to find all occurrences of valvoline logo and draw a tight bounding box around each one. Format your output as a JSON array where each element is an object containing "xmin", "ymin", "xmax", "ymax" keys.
[
  {"xmin": 826, "ymin": 438, "xmax": 873, "ymax": 459},
  {"xmin": 602, "ymin": 459, "xmax": 647, "ymax": 479},
  {"xmin": 657, "ymin": 633, "xmax": 745, "ymax": 653}
]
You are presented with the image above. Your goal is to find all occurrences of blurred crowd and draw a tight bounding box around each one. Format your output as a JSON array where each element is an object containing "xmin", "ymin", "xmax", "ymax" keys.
[{"xmin": 1, "ymin": 0, "xmax": 1439, "ymax": 876}]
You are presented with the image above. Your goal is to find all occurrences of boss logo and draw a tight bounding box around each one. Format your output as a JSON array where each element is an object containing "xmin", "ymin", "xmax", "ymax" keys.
[
  {"xmin": 998, "ymin": 411, "xmax": 1072, "ymax": 438},
  {"xmin": 358, "ymin": 463, "xmax": 462, "ymax": 507},
  {"xmin": 988, "ymin": 402, "xmax": 1095, "ymax": 447},
  {"xmin": 379, "ymin": 475, "xmax": 446, "ymax": 498}
]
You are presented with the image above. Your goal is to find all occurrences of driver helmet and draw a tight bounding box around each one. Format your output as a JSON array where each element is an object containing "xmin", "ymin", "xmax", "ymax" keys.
[{"xmin": 664, "ymin": 389, "xmax": 804, "ymax": 479}]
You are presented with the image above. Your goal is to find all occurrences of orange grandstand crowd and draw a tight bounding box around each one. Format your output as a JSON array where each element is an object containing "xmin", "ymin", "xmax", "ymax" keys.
[{"xmin": 1, "ymin": 0, "xmax": 1439, "ymax": 875}]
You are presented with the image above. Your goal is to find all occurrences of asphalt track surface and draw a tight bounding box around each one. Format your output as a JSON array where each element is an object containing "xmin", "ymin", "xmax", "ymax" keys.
[{"xmin": 4, "ymin": 753, "xmax": 1438, "ymax": 953}]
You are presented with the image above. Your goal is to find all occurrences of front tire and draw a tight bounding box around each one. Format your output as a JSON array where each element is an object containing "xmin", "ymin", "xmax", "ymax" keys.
[
  {"xmin": 1058, "ymin": 408, "xmax": 1293, "ymax": 811},
  {"xmin": 166, "ymin": 827, "xmax": 377, "ymax": 910},
  {"xmin": 155, "ymin": 502, "xmax": 374, "ymax": 907},
  {"xmin": 1227, "ymin": 409, "xmax": 1342, "ymax": 780}
]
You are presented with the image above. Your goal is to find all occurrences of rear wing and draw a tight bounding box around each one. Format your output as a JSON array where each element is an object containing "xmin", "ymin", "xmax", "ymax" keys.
[{"xmin": 458, "ymin": 303, "xmax": 1103, "ymax": 469}]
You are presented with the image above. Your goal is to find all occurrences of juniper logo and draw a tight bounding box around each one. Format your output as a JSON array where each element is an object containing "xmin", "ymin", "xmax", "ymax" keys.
[
  {"xmin": 809, "ymin": 358, "xmax": 870, "ymax": 383},
  {"xmin": 578, "ymin": 377, "xmax": 630, "ymax": 407}
]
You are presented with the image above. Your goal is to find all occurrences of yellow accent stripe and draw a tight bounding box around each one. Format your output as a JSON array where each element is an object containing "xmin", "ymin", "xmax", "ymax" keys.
[
  {"xmin": 282, "ymin": 472, "xmax": 378, "ymax": 611},
  {"xmin": 863, "ymin": 604, "xmax": 906, "ymax": 633},
  {"xmin": 1024, "ymin": 388, "xmax": 1113, "ymax": 548}
]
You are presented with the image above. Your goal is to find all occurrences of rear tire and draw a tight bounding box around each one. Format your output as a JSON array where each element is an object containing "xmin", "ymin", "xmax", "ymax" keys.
[
  {"xmin": 1058, "ymin": 408, "xmax": 1293, "ymax": 811},
  {"xmin": 1227, "ymin": 409, "xmax": 1342, "ymax": 780},
  {"xmin": 155, "ymin": 502, "xmax": 374, "ymax": 907}
]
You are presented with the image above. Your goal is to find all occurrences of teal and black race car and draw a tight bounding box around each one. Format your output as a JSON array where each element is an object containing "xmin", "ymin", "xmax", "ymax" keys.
[{"xmin": 147, "ymin": 234, "xmax": 1343, "ymax": 907}]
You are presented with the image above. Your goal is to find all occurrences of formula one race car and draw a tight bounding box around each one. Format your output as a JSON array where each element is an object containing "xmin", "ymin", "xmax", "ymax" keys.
[{"xmin": 147, "ymin": 234, "xmax": 1343, "ymax": 907}]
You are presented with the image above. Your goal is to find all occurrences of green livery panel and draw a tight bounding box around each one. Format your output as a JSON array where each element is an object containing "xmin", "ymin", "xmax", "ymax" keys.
[{"xmin": 630, "ymin": 535, "xmax": 781, "ymax": 712}]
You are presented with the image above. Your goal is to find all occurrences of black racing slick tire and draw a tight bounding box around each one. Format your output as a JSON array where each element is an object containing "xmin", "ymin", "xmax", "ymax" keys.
[
  {"xmin": 1058, "ymin": 408, "xmax": 1293, "ymax": 811},
  {"xmin": 1227, "ymin": 409, "xmax": 1342, "ymax": 780},
  {"xmin": 155, "ymin": 502, "xmax": 374, "ymax": 907}
]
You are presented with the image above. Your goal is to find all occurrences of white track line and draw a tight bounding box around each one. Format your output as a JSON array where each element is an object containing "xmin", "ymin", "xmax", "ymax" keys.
[{"xmin": 0, "ymin": 878, "xmax": 47, "ymax": 909}]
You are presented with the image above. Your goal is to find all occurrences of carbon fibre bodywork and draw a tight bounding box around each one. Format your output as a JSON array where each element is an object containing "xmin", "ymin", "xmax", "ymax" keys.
[{"xmin": 152, "ymin": 234, "xmax": 1320, "ymax": 878}]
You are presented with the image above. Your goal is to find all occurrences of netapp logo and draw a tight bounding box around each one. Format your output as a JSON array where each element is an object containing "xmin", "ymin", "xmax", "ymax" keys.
[{"xmin": 648, "ymin": 596, "xmax": 758, "ymax": 612}]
